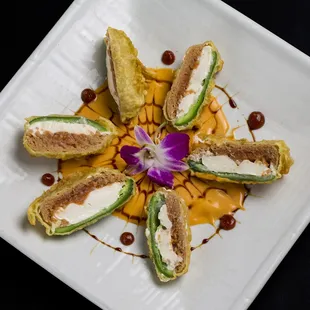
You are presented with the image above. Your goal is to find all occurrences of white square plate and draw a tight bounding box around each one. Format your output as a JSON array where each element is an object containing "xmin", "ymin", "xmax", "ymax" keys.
[{"xmin": 1, "ymin": 0, "xmax": 310, "ymax": 309}]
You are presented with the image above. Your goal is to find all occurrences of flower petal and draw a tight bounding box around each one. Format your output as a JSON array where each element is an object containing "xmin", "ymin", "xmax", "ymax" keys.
[
  {"xmin": 134, "ymin": 126, "xmax": 153, "ymax": 146},
  {"xmin": 159, "ymin": 133, "xmax": 190, "ymax": 160},
  {"xmin": 125, "ymin": 164, "xmax": 146, "ymax": 175},
  {"xmin": 120, "ymin": 145, "xmax": 141, "ymax": 165},
  {"xmin": 121, "ymin": 146, "xmax": 154, "ymax": 176},
  {"xmin": 147, "ymin": 167, "xmax": 174, "ymax": 188},
  {"xmin": 162, "ymin": 160, "xmax": 189, "ymax": 172}
]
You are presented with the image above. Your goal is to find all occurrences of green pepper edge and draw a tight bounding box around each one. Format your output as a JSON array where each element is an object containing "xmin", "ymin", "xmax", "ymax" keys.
[
  {"xmin": 188, "ymin": 159, "xmax": 276, "ymax": 182},
  {"xmin": 147, "ymin": 193, "xmax": 174, "ymax": 279},
  {"xmin": 174, "ymin": 50, "xmax": 218, "ymax": 126},
  {"xmin": 54, "ymin": 178, "xmax": 134, "ymax": 234},
  {"xmin": 29, "ymin": 116, "xmax": 109, "ymax": 133}
]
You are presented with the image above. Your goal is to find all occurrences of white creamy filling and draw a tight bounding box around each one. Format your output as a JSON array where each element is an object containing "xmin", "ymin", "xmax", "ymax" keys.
[
  {"xmin": 155, "ymin": 204, "xmax": 183, "ymax": 271},
  {"xmin": 177, "ymin": 46, "xmax": 213, "ymax": 118},
  {"xmin": 106, "ymin": 42, "xmax": 120, "ymax": 107},
  {"xmin": 54, "ymin": 182, "xmax": 124, "ymax": 225},
  {"xmin": 29, "ymin": 121, "xmax": 107, "ymax": 136},
  {"xmin": 201, "ymin": 154, "xmax": 275, "ymax": 176}
]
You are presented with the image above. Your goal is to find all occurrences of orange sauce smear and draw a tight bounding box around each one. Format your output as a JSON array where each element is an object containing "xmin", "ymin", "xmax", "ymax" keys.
[{"xmin": 59, "ymin": 68, "xmax": 247, "ymax": 227}]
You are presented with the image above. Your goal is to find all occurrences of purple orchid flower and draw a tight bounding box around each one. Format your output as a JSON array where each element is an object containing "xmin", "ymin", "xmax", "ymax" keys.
[{"xmin": 120, "ymin": 126, "xmax": 190, "ymax": 188}]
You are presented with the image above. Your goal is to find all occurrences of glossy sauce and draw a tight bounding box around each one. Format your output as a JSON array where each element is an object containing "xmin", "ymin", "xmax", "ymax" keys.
[
  {"xmin": 120, "ymin": 232, "xmax": 135, "ymax": 246},
  {"xmin": 247, "ymin": 111, "xmax": 265, "ymax": 130},
  {"xmin": 219, "ymin": 214, "xmax": 236, "ymax": 230},
  {"xmin": 41, "ymin": 173, "xmax": 55, "ymax": 186},
  {"xmin": 215, "ymin": 85, "xmax": 238, "ymax": 109},
  {"xmin": 161, "ymin": 50, "xmax": 175, "ymax": 65},
  {"xmin": 191, "ymin": 228, "xmax": 220, "ymax": 251},
  {"xmin": 84, "ymin": 229, "xmax": 148, "ymax": 258},
  {"xmin": 59, "ymin": 69, "xmax": 247, "ymax": 231},
  {"xmin": 81, "ymin": 88, "xmax": 97, "ymax": 104},
  {"xmin": 229, "ymin": 98, "xmax": 237, "ymax": 108}
]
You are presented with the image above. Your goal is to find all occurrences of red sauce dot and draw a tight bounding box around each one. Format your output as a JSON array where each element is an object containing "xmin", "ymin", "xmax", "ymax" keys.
[
  {"xmin": 161, "ymin": 50, "xmax": 175, "ymax": 65},
  {"xmin": 120, "ymin": 232, "xmax": 135, "ymax": 246},
  {"xmin": 219, "ymin": 214, "xmax": 236, "ymax": 230},
  {"xmin": 81, "ymin": 88, "xmax": 97, "ymax": 104},
  {"xmin": 41, "ymin": 173, "xmax": 55, "ymax": 186},
  {"xmin": 202, "ymin": 238, "xmax": 209, "ymax": 244},
  {"xmin": 247, "ymin": 111, "xmax": 265, "ymax": 130},
  {"xmin": 115, "ymin": 247, "xmax": 122, "ymax": 252},
  {"xmin": 229, "ymin": 98, "xmax": 237, "ymax": 109}
]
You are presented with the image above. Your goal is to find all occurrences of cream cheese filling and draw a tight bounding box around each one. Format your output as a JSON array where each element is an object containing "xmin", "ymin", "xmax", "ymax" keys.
[
  {"xmin": 106, "ymin": 42, "xmax": 120, "ymax": 107},
  {"xmin": 29, "ymin": 121, "xmax": 107, "ymax": 136},
  {"xmin": 177, "ymin": 45, "xmax": 213, "ymax": 118},
  {"xmin": 201, "ymin": 154, "xmax": 275, "ymax": 176},
  {"xmin": 54, "ymin": 182, "xmax": 124, "ymax": 225},
  {"xmin": 155, "ymin": 204, "xmax": 183, "ymax": 271}
]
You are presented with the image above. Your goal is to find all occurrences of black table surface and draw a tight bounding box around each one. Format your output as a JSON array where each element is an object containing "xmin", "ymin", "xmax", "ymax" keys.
[{"xmin": 1, "ymin": 1, "xmax": 310, "ymax": 309}]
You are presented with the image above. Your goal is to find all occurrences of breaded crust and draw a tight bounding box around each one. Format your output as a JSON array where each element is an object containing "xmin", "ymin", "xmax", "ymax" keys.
[
  {"xmin": 189, "ymin": 135, "xmax": 294, "ymax": 184},
  {"xmin": 28, "ymin": 167, "xmax": 135, "ymax": 236},
  {"xmin": 163, "ymin": 41, "xmax": 223, "ymax": 130},
  {"xmin": 105, "ymin": 27, "xmax": 146, "ymax": 123},
  {"xmin": 145, "ymin": 188, "xmax": 191, "ymax": 282},
  {"xmin": 165, "ymin": 44, "xmax": 204, "ymax": 120},
  {"xmin": 23, "ymin": 115, "xmax": 117, "ymax": 160}
]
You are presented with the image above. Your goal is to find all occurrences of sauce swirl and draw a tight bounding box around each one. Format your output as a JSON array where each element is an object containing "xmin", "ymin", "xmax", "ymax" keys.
[
  {"xmin": 229, "ymin": 98, "xmax": 237, "ymax": 109},
  {"xmin": 215, "ymin": 85, "xmax": 238, "ymax": 109},
  {"xmin": 84, "ymin": 229, "xmax": 147, "ymax": 259}
]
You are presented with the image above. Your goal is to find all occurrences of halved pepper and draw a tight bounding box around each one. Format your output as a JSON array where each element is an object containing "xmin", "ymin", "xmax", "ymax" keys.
[
  {"xmin": 187, "ymin": 135, "xmax": 294, "ymax": 184},
  {"xmin": 188, "ymin": 160, "xmax": 277, "ymax": 183},
  {"xmin": 105, "ymin": 27, "xmax": 146, "ymax": 123},
  {"xmin": 23, "ymin": 114, "xmax": 117, "ymax": 160},
  {"xmin": 145, "ymin": 188, "xmax": 191, "ymax": 282},
  {"xmin": 28, "ymin": 167, "xmax": 135, "ymax": 236},
  {"xmin": 164, "ymin": 41, "xmax": 223, "ymax": 130}
]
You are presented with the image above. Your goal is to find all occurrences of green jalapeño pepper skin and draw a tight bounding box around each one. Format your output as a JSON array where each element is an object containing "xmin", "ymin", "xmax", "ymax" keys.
[
  {"xmin": 27, "ymin": 115, "xmax": 112, "ymax": 132},
  {"xmin": 27, "ymin": 168, "xmax": 135, "ymax": 236},
  {"xmin": 174, "ymin": 50, "xmax": 219, "ymax": 128},
  {"xmin": 188, "ymin": 159, "xmax": 276, "ymax": 183},
  {"xmin": 147, "ymin": 193, "xmax": 174, "ymax": 279},
  {"xmin": 163, "ymin": 41, "xmax": 223, "ymax": 131},
  {"xmin": 187, "ymin": 135, "xmax": 294, "ymax": 184},
  {"xmin": 54, "ymin": 178, "xmax": 135, "ymax": 235},
  {"xmin": 23, "ymin": 114, "xmax": 117, "ymax": 160},
  {"xmin": 145, "ymin": 188, "xmax": 191, "ymax": 282}
]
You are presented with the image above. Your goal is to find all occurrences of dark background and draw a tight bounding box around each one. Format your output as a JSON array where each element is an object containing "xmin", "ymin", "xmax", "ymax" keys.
[{"xmin": 1, "ymin": 1, "xmax": 309, "ymax": 309}]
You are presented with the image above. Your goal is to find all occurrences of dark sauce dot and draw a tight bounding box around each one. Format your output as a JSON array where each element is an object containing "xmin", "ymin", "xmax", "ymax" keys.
[
  {"xmin": 140, "ymin": 254, "xmax": 148, "ymax": 259},
  {"xmin": 115, "ymin": 247, "xmax": 122, "ymax": 252},
  {"xmin": 41, "ymin": 173, "xmax": 55, "ymax": 186},
  {"xmin": 161, "ymin": 50, "xmax": 175, "ymax": 65},
  {"xmin": 219, "ymin": 214, "xmax": 236, "ymax": 230},
  {"xmin": 202, "ymin": 238, "xmax": 209, "ymax": 244},
  {"xmin": 190, "ymin": 246, "xmax": 195, "ymax": 251},
  {"xmin": 229, "ymin": 98, "xmax": 237, "ymax": 109},
  {"xmin": 247, "ymin": 111, "xmax": 265, "ymax": 130},
  {"xmin": 81, "ymin": 88, "xmax": 97, "ymax": 104},
  {"xmin": 120, "ymin": 232, "xmax": 135, "ymax": 246}
]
